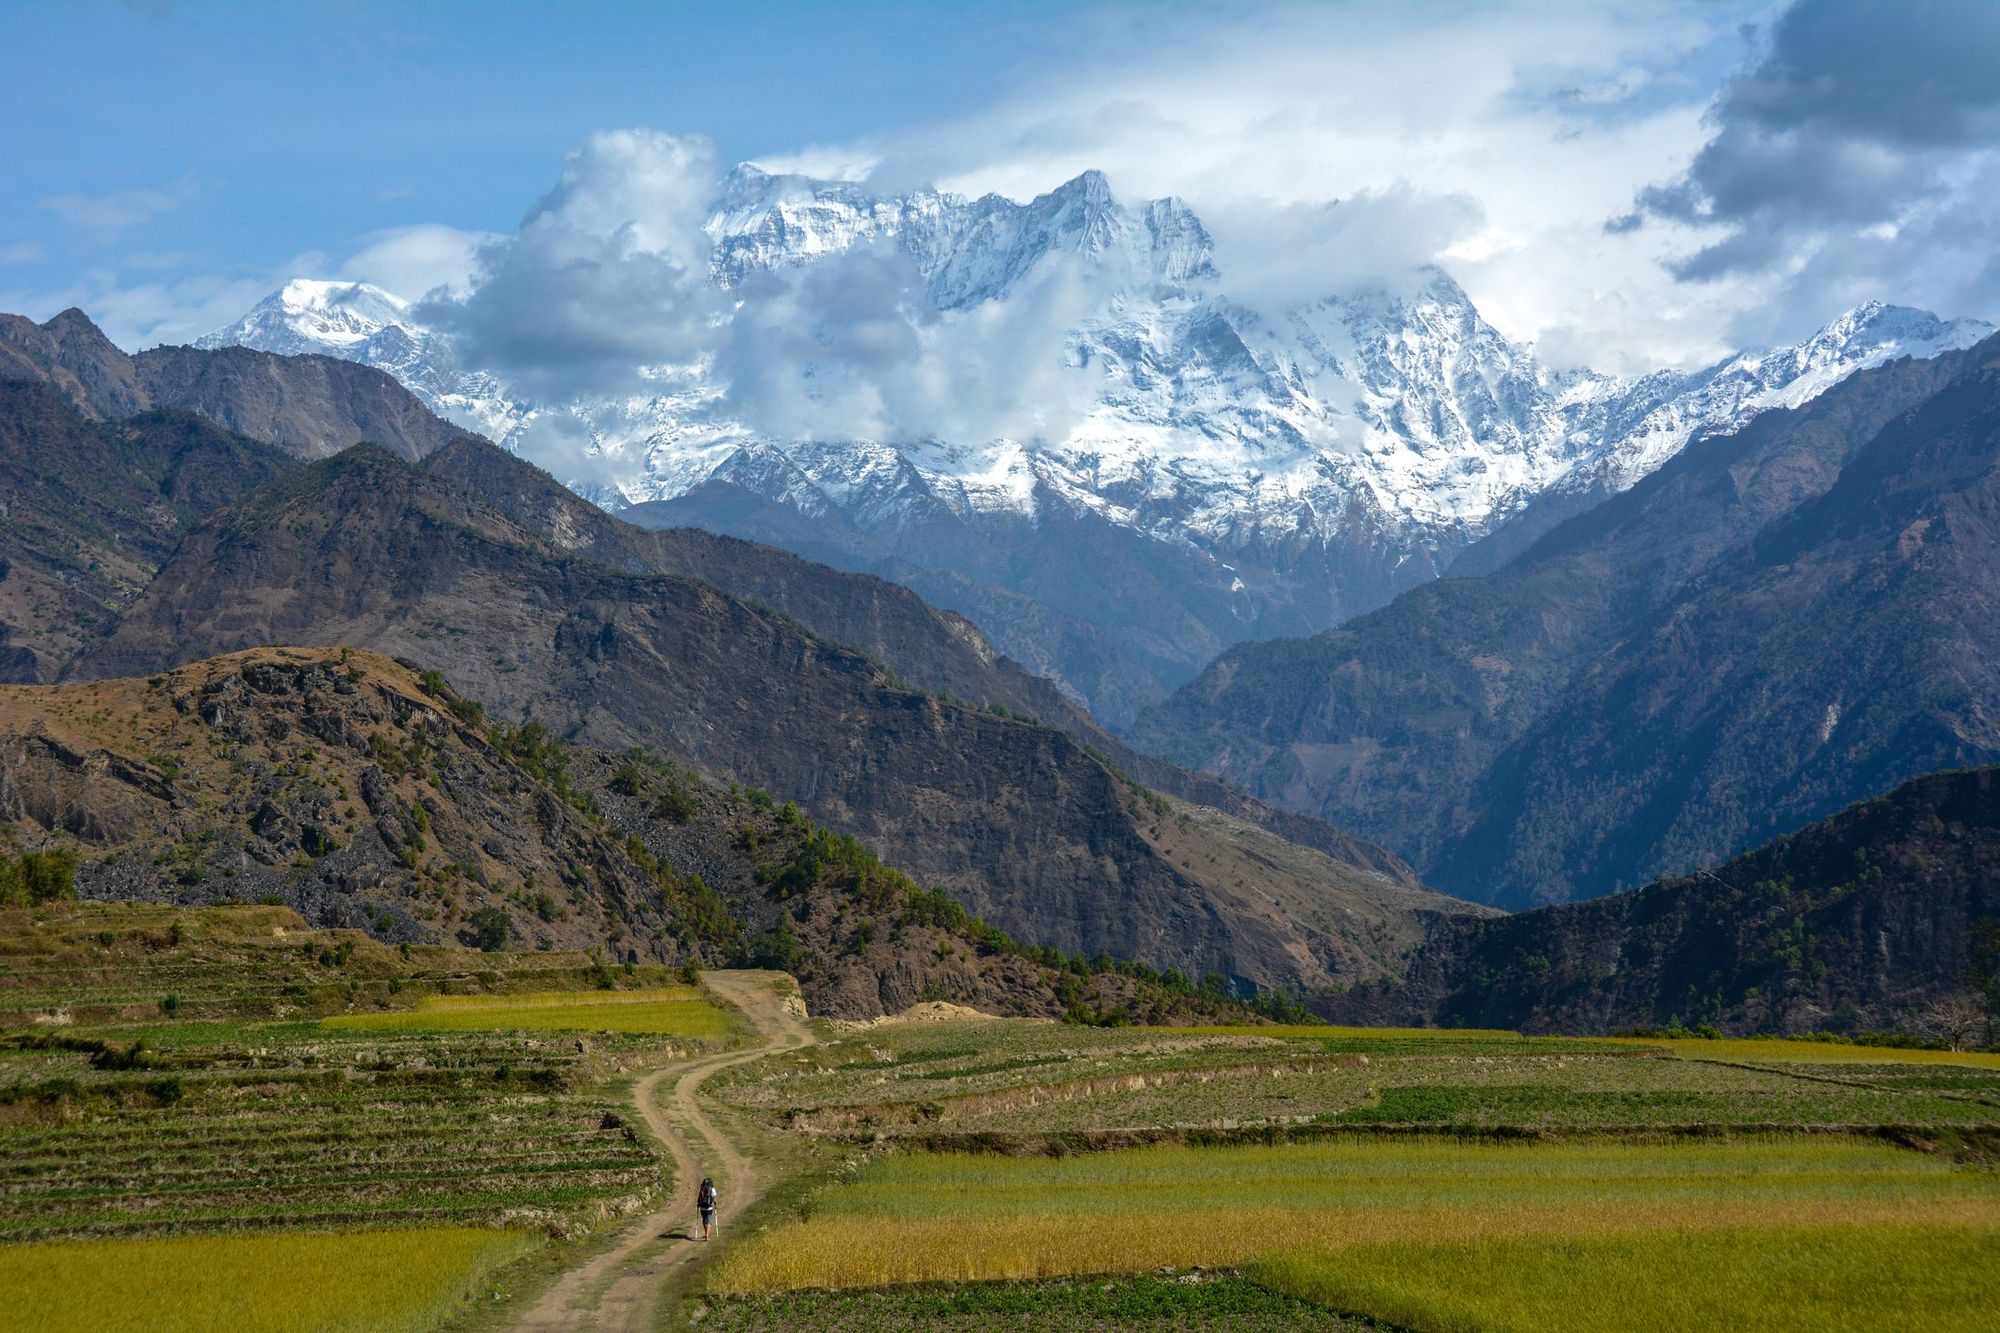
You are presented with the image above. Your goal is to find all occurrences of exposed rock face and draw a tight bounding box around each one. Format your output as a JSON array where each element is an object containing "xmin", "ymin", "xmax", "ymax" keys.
[
  {"xmin": 1327, "ymin": 766, "xmax": 2000, "ymax": 1036},
  {"xmin": 1137, "ymin": 335, "xmax": 2000, "ymax": 908},
  {"xmin": 0, "ymin": 308, "xmax": 464, "ymax": 460},
  {"xmin": 0, "ymin": 648, "xmax": 1255, "ymax": 1020},
  {"xmin": 70, "ymin": 449, "xmax": 1476, "ymax": 991}
]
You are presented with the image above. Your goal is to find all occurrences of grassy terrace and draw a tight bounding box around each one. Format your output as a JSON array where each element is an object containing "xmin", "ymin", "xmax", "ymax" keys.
[
  {"xmin": 709, "ymin": 1016, "xmax": 2000, "ymax": 1141},
  {"xmin": 0, "ymin": 903, "xmax": 734, "ymax": 1259},
  {"xmin": 694, "ymin": 1014, "xmax": 2000, "ymax": 1331},
  {"xmin": 712, "ymin": 1137, "xmax": 2000, "ymax": 1289},
  {"xmin": 0, "ymin": 1228, "xmax": 531, "ymax": 1333}
]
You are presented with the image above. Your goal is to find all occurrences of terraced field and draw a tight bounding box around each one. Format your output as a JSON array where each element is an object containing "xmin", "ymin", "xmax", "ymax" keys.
[
  {"xmin": 711, "ymin": 1017, "xmax": 2000, "ymax": 1142},
  {"xmin": 0, "ymin": 902, "xmax": 747, "ymax": 1328},
  {"xmin": 323, "ymin": 987, "xmax": 738, "ymax": 1038},
  {"xmin": 694, "ymin": 1015, "xmax": 2000, "ymax": 1330},
  {"xmin": 10, "ymin": 903, "xmax": 2000, "ymax": 1331}
]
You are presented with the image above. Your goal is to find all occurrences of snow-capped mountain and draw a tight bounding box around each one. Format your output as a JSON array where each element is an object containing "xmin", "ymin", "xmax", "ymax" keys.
[
  {"xmin": 201, "ymin": 170, "xmax": 1993, "ymax": 721},
  {"xmin": 197, "ymin": 280, "xmax": 523, "ymax": 444}
]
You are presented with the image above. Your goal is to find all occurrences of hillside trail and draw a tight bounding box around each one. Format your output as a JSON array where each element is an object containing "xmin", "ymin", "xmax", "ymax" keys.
[{"xmin": 510, "ymin": 970, "xmax": 815, "ymax": 1332}]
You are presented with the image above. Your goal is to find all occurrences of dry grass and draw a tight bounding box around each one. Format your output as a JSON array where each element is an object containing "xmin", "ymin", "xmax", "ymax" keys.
[
  {"xmin": 1160, "ymin": 1024, "xmax": 1523, "ymax": 1041},
  {"xmin": 711, "ymin": 1137, "xmax": 2000, "ymax": 1293},
  {"xmin": 321, "ymin": 986, "xmax": 734, "ymax": 1037},
  {"xmin": 0, "ymin": 1226, "xmax": 530, "ymax": 1332},
  {"xmin": 1609, "ymin": 1036, "xmax": 2000, "ymax": 1069}
]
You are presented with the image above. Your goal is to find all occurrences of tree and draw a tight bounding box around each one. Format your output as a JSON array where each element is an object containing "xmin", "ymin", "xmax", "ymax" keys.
[
  {"xmin": 0, "ymin": 849, "xmax": 77, "ymax": 906},
  {"xmin": 467, "ymin": 906, "xmax": 510, "ymax": 953},
  {"xmin": 1917, "ymin": 993, "xmax": 1986, "ymax": 1052}
]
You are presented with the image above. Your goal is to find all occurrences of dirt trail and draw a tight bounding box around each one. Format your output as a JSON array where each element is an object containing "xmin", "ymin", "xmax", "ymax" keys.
[{"xmin": 510, "ymin": 971, "xmax": 814, "ymax": 1332}]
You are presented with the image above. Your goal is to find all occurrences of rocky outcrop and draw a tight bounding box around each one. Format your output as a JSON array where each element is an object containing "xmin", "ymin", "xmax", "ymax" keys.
[{"xmin": 0, "ymin": 648, "xmax": 1255, "ymax": 1020}]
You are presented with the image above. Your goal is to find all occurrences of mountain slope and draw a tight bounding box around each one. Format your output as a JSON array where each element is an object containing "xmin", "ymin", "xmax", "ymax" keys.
[
  {"xmin": 1136, "ymin": 334, "xmax": 2000, "ymax": 907},
  {"xmin": 0, "ymin": 647, "xmax": 1251, "ymax": 1020},
  {"xmin": 0, "ymin": 307, "xmax": 464, "ymax": 461},
  {"xmin": 203, "ymin": 173, "xmax": 1992, "ymax": 718},
  {"xmin": 0, "ymin": 381, "xmax": 293, "ymax": 682},
  {"xmin": 69, "ymin": 447, "xmax": 1479, "ymax": 991},
  {"xmin": 1328, "ymin": 767, "xmax": 2000, "ymax": 1035},
  {"xmin": 0, "ymin": 327, "xmax": 1412, "ymax": 907},
  {"xmin": 420, "ymin": 433, "xmax": 1418, "ymax": 879}
]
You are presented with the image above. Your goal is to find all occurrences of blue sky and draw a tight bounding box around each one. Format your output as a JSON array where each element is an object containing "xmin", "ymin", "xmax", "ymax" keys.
[
  {"xmin": 4, "ymin": 2, "xmax": 1125, "ymax": 294},
  {"xmin": 6, "ymin": 1, "xmax": 1998, "ymax": 371}
]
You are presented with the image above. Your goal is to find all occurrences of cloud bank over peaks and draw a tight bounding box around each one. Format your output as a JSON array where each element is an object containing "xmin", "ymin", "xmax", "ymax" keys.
[
  {"xmin": 719, "ymin": 241, "xmax": 1100, "ymax": 448},
  {"xmin": 410, "ymin": 131, "xmax": 1212, "ymax": 451},
  {"xmin": 417, "ymin": 130, "xmax": 727, "ymax": 398}
]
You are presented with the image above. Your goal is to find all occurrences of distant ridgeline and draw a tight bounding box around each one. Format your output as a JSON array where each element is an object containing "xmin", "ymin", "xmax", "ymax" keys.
[
  {"xmin": 0, "ymin": 306, "xmax": 1472, "ymax": 1004},
  {"xmin": 1138, "ymin": 332, "xmax": 2000, "ymax": 912},
  {"xmin": 1326, "ymin": 767, "xmax": 2000, "ymax": 1037}
]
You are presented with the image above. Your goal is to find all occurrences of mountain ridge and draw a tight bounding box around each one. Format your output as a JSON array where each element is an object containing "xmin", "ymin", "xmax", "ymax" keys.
[
  {"xmin": 1325, "ymin": 766, "xmax": 2000, "ymax": 1035},
  {"xmin": 65, "ymin": 439, "xmax": 1479, "ymax": 992},
  {"xmin": 1136, "ymin": 331, "xmax": 2000, "ymax": 908},
  {"xmin": 199, "ymin": 170, "xmax": 1994, "ymax": 719}
]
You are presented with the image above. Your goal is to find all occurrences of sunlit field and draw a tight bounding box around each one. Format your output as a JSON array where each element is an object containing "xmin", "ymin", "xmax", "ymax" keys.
[
  {"xmin": 712, "ymin": 1016, "xmax": 2000, "ymax": 1139},
  {"xmin": 711, "ymin": 1137, "xmax": 2000, "ymax": 1292},
  {"xmin": 1606, "ymin": 1035, "xmax": 2000, "ymax": 1068},
  {"xmin": 321, "ymin": 986, "xmax": 735, "ymax": 1037},
  {"xmin": 1260, "ymin": 1223, "xmax": 2000, "ymax": 1333},
  {"xmin": 0, "ymin": 1227, "xmax": 529, "ymax": 1333}
]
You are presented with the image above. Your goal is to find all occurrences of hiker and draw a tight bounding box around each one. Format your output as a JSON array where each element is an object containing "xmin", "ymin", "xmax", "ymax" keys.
[{"xmin": 697, "ymin": 1175, "xmax": 719, "ymax": 1240}]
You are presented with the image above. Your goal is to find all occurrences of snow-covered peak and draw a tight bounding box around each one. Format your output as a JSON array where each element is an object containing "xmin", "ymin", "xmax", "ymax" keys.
[
  {"xmin": 197, "ymin": 279, "xmax": 412, "ymax": 353},
  {"xmin": 197, "ymin": 166, "xmax": 1996, "ymax": 716}
]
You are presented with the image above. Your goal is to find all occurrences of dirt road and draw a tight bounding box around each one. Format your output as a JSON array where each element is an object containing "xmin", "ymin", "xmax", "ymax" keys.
[{"xmin": 510, "ymin": 971, "xmax": 814, "ymax": 1331}]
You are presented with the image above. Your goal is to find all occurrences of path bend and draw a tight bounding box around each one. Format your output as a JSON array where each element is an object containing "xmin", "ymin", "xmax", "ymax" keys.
[{"xmin": 510, "ymin": 971, "xmax": 814, "ymax": 1332}]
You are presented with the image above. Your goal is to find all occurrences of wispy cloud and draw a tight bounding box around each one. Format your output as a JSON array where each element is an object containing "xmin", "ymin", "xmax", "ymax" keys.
[{"xmin": 37, "ymin": 173, "xmax": 198, "ymax": 234}]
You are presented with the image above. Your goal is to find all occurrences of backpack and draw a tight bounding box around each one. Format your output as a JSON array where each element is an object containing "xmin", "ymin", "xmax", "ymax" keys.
[{"xmin": 698, "ymin": 1180, "xmax": 716, "ymax": 1209}]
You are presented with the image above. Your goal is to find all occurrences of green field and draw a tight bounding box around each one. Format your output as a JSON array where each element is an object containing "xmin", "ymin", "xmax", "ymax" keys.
[
  {"xmin": 699, "ymin": 1012, "xmax": 2000, "ymax": 1328},
  {"xmin": 1259, "ymin": 1224, "xmax": 2000, "ymax": 1333},
  {"xmin": 0, "ymin": 1227, "xmax": 529, "ymax": 1333},
  {"xmin": 711, "ymin": 1137, "xmax": 2000, "ymax": 1292},
  {"xmin": 0, "ymin": 903, "xmax": 759, "ymax": 1329},
  {"xmin": 711, "ymin": 1015, "xmax": 2000, "ymax": 1140},
  {"xmin": 322, "ymin": 986, "xmax": 735, "ymax": 1037}
]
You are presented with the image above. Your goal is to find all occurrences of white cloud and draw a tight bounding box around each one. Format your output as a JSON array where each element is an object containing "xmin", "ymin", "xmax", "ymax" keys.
[
  {"xmin": 37, "ymin": 175, "xmax": 197, "ymax": 234},
  {"xmin": 415, "ymin": 129, "xmax": 726, "ymax": 396},
  {"xmin": 720, "ymin": 243, "xmax": 1101, "ymax": 446},
  {"xmin": 829, "ymin": 1, "xmax": 1801, "ymax": 371},
  {"xmin": 339, "ymin": 223, "xmax": 499, "ymax": 301}
]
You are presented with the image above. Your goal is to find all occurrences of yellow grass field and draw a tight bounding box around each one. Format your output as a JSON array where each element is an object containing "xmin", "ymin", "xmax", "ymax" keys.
[
  {"xmin": 0, "ymin": 1227, "xmax": 529, "ymax": 1333},
  {"xmin": 1260, "ymin": 1223, "xmax": 2000, "ymax": 1332},
  {"xmin": 711, "ymin": 1137, "xmax": 2000, "ymax": 1293},
  {"xmin": 321, "ymin": 986, "xmax": 735, "ymax": 1037},
  {"xmin": 1161, "ymin": 1023, "xmax": 1524, "ymax": 1040},
  {"xmin": 1168, "ymin": 1023, "xmax": 2000, "ymax": 1069},
  {"xmin": 1608, "ymin": 1036, "xmax": 2000, "ymax": 1068}
]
